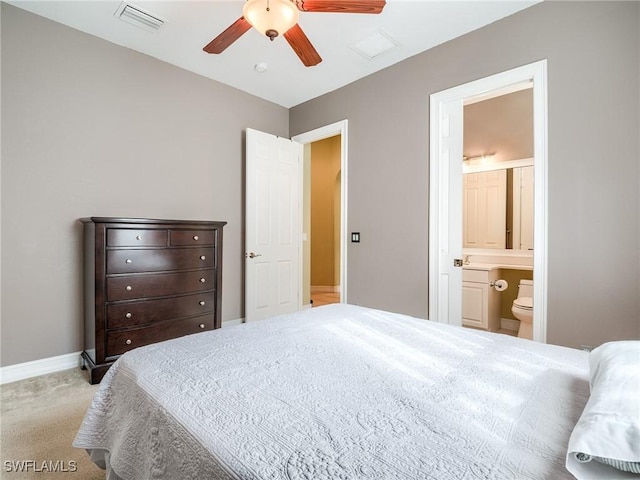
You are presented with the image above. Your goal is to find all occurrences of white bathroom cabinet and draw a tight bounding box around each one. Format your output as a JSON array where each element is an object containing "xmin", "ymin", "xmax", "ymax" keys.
[{"xmin": 462, "ymin": 268, "xmax": 501, "ymax": 332}]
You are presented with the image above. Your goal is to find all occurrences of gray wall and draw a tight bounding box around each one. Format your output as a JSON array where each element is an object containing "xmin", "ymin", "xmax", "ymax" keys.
[
  {"xmin": 1, "ymin": 4, "xmax": 289, "ymax": 366},
  {"xmin": 2, "ymin": 2, "xmax": 639, "ymax": 367},
  {"xmin": 290, "ymin": 1, "xmax": 640, "ymax": 348}
]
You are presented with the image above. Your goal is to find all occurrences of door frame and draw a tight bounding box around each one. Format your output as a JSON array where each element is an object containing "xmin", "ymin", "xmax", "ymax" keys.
[
  {"xmin": 429, "ymin": 60, "xmax": 548, "ymax": 342},
  {"xmin": 292, "ymin": 120, "xmax": 348, "ymax": 306}
]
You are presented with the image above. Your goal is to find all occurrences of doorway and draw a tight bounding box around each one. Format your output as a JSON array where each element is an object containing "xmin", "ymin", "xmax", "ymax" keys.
[
  {"xmin": 429, "ymin": 60, "xmax": 548, "ymax": 342},
  {"xmin": 462, "ymin": 86, "xmax": 535, "ymax": 337},
  {"xmin": 308, "ymin": 136, "xmax": 341, "ymax": 307},
  {"xmin": 292, "ymin": 120, "xmax": 349, "ymax": 308}
]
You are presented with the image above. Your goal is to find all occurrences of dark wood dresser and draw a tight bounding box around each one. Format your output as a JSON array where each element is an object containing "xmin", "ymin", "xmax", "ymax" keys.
[{"xmin": 80, "ymin": 217, "xmax": 226, "ymax": 383}]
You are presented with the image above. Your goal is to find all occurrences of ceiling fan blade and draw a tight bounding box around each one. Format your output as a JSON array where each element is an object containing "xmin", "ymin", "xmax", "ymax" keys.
[
  {"xmin": 284, "ymin": 24, "xmax": 322, "ymax": 67},
  {"xmin": 203, "ymin": 17, "xmax": 251, "ymax": 54},
  {"xmin": 295, "ymin": 0, "xmax": 385, "ymax": 14}
]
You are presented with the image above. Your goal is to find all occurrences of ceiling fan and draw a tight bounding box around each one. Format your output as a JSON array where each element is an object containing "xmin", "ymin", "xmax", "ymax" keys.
[{"xmin": 203, "ymin": 0, "xmax": 386, "ymax": 67}]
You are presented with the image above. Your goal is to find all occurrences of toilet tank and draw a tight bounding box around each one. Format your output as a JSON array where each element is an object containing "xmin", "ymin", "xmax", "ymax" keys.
[{"xmin": 518, "ymin": 279, "xmax": 534, "ymax": 298}]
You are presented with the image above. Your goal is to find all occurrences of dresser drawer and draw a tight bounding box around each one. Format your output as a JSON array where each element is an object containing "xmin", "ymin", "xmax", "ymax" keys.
[
  {"xmin": 106, "ymin": 314, "xmax": 213, "ymax": 357},
  {"xmin": 107, "ymin": 291, "xmax": 215, "ymax": 329},
  {"xmin": 107, "ymin": 247, "xmax": 214, "ymax": 274},
  {"xmin": 107, "ymin": 228, "xmax": 168, "ymax": 247},
  {"xmin": 170, "ymin": 229, "xmax": 215, "ymax": 246},
  {"xmin": 107, "ymin": 269, "xmax": 215, "ymax": 301}
]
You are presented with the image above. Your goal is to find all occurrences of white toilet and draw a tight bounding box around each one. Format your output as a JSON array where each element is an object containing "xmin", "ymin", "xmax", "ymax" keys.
[{"xmin": 512, "ymin": 279, "xmax": 533, "ymax": 340}]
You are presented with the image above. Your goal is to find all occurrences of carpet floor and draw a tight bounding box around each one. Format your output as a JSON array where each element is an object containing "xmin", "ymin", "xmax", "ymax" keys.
[{"xmin": 1, "ymin": 368, "xmax": 105, "ymax": 479}]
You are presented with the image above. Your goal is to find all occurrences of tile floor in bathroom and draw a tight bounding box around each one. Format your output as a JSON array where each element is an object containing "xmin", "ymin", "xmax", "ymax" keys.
[{"xmin": 497, "ymin": 328, "xmax": 518, "ymax": 337}]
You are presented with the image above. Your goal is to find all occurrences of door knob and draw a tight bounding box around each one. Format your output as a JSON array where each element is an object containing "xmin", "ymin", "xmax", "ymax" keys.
[{"xmin": 246, "ymin": 252, "xmax": 263, "ymax": 259}]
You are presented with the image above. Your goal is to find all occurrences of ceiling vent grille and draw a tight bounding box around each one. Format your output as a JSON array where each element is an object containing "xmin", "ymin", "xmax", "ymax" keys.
[
  {"xmin": 350, "ymin": 31, "xmax": 397, "ymax": 60},
  {"xmin": 115, "ymin": 2, "xmax": 165, "ymax": 32}
]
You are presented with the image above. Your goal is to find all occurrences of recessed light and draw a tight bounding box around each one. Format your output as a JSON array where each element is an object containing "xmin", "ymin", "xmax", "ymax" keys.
[{"xmin": 254, "ymin": 63, "xmax": 269, "ymax": 73}]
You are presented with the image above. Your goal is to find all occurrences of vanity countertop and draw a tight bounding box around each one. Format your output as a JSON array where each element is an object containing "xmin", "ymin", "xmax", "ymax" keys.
[{"xmin": 463, "ymin": 263, "xmax": 533, "ymax": 271}]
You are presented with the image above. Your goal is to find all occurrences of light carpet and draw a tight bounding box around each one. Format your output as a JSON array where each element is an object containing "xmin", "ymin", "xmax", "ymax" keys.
[{"xmin": 0, "ymin": 368, "xmax": 105, "ymax": 479}]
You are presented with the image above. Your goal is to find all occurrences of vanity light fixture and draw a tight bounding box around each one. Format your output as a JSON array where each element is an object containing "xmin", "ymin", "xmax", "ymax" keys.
[{"xmin": 463, "ymin": 153, "xmax": 496, "ymax": 166}]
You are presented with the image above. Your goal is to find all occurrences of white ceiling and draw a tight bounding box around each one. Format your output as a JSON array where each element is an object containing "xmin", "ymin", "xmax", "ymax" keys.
[{"xmin": 8, "ymin": 0, "xmax": 539, "ymax": 108}]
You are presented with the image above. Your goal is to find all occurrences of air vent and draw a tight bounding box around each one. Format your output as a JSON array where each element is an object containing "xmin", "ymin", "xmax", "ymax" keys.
[
  {"xmin": 115, "ymin": 2, "xmax": 165, "ymax": 32},
  {"xmin": 350, "ymin": 31, "xmax": 397, "ymax": 60}
]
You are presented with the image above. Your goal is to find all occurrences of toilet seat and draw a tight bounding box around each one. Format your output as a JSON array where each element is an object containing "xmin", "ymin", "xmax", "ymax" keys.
[{"xmin": 513, "ymin": 297, "xmax": 533, "ymax": 310}]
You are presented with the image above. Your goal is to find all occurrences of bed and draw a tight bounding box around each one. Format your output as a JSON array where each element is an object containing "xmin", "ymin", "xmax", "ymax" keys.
[{"xmin": 73, "ymin": 304, "xmax": 639, "ymax": 479}]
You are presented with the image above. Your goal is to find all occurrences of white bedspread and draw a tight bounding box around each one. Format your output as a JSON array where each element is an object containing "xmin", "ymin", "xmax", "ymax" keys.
[{"xmin": 74, "ymin": 304, "xmax": 590, "ymax": 479}]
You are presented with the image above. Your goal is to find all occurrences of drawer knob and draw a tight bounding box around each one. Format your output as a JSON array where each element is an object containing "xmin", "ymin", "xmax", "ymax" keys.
[
  {"xmin": 200, "ymin": 255, "xmax": 206, "ymax": 260},
  {"xmin": 125, "ymin": 259, "xmax": 132, "ymax": 264},
  {"xmin": 136, "ymin": 235, "xmax": 141, "ymax": 240},
  {"xmin": 199, "ymin": 301, "xmax": 205, "ymax": 306},
  {"xmin": 125, "ymin": 312, "xmax": 132, "ymax": 319},
  {"xmin": 125, "ymin": 285, "xmax": 132, "ymax": 291},
  {"xmin": 125, "ymin": 339, "xmax": 132, "ymax": 345},
  {"xmin": 199, "ymin": 324, "xmax": 205, "ymax": 329},
  {"xmin": 200, "ymin": 278, "xmax": 206, "ymax": 283},
  {"xmin": 193, "ymin": 235, "xmax": 199, "ymax": 241}
]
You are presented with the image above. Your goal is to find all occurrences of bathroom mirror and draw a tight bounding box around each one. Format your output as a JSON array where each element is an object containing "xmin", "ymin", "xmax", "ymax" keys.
[{"xmin": 463, "ymin": 159, "xmax": 534, "ymax": 250}]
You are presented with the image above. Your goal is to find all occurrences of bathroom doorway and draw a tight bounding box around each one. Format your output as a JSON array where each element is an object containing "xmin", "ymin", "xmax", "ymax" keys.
[
  {"xmin": 461, "ymin": 85, "xmax": 535, "ymax": 338},
  {"xmin": 429, "ymin": 60, "xmax": 548, "ymax": 343}
]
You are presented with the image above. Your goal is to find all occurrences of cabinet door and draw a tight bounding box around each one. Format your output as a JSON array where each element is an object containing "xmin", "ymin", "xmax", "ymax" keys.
[
  {"xmin": 463, "ymin": 170, "xmax": 506, "ymax": 249},
  {"xmin": 462, "ymin": 281, "xmax": 488, "ymax": 329}
]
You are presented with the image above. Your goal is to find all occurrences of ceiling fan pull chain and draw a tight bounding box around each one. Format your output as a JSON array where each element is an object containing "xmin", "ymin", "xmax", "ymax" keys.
[{"xmin": 264, "ymin": 0, "xmax": 280, "ymax": 40}]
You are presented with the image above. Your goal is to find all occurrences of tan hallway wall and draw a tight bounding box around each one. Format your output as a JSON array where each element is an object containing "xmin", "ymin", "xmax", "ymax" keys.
[{"xmin": 310, "ymin": 136, "xmax": 341, "ymax": 288}]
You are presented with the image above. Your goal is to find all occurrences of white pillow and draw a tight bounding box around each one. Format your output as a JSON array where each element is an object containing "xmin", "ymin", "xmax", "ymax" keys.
[{"xmin": 566, "ymin": 341, "xmax": 640, "ymax": 479}]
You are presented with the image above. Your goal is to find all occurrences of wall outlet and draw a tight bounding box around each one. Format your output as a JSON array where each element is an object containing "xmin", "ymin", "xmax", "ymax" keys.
[{"xmin": 580, "ymin": 345, "xmax": 593, "ymax": 352}]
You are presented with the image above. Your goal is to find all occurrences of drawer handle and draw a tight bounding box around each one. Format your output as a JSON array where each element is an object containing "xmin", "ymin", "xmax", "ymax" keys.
[
  {"xmin": 125, "ymin": 312, "xmax": 132, "ymax": 319},
  {"xmin": 199, "ymin": 300, "xmax": 205, "ymax": 306},
  {"xmin": 200, "ymin": 278, "xmax": 206, "ymax": 283},
  {"xmin": 193, "ymin": 235, "xmax": 199, "ymax": 241},
  {"xmin": 200, "ymin": 255, "xmax": 206, "ymax": 260},
  {"xmin": 125, "ymin": 285, "xmax": 132, "ymax": 291},
  {"xmin": 199, "ymin": 324, "xmax": 205, "ymax": 329},
  {"xmin": 136, "ymin": 235, "xmax": 142, "ymax": 241},
  {"xmin": 125, "ymin": 339, "xmax": 132, "ymax": 345},
  {"xmin": 125, "ymin": 259, "xmax": 132, "ymax": 264}
]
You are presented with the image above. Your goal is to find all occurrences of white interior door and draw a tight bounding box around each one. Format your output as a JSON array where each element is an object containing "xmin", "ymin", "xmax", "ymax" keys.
[
  {"xmin": 428, "ymin": 98, "xmax": 464, "ymax": 326},
  {"xmin": 245, "ymin": 128, "xmax": 301, "ymax": 322}
]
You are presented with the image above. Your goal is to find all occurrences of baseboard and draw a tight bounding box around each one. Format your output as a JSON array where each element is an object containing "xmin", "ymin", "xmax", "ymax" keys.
[
  {"xmin": 501, "ymin": 318, "xmax": 520, "ymax": 332},
  {"xmin": 222, "ymin": 317, "xmax": 244, "ymax": 327},
  {"xmin": 1, "ymin": 319, "xmax": 247, "ymax": 385},
  {"xmin": 0, "ymin": 351, "xmax": 83, "ymax": 385},
  {"xmin": 311, "ymin": 285, "xmax": 340, "ymax": 294}
]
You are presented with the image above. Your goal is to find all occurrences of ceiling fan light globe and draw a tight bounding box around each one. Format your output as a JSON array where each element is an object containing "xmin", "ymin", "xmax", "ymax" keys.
[{"xmin": 243, "ymin": 0, "xmax": 299, "ymax": 39}]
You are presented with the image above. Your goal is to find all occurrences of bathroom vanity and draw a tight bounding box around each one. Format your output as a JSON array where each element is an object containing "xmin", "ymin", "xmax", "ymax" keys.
[
  {"xmin": 462, "ymin": 257, "xmax": 533, "ymax": 333},
  {"xmin": 462, "ymin": 267, "xmax": 501, "ymax": 331}
]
